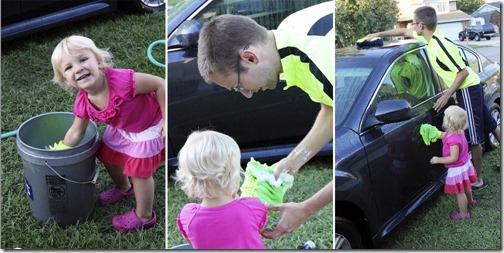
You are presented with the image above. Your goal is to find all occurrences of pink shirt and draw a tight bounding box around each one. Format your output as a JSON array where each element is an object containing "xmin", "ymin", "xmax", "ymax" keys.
[
  {"xmin": 442, "ymin": 132, "xmax": 470, "ymax": 168},
  {"xmin": 73, "ymin": 68, "xmax": 162, "ymax": 133},
  {"xmin": 177, "ymin": 197, "xmax": 267, "ymax": 249}
]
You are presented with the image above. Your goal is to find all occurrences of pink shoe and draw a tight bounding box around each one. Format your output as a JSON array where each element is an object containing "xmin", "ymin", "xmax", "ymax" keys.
[
  {"xmin": 450, "ymin": 212, "xmax": 470, "ymax": 220},
  {"xmin": 112, "ymin": 210, "xmax": 156, "ymax": 233},
  {"xmin": 98, "ymin": 185, "xmax": 134, "ymax": 205},
  {"xmin": 468, "ymin": 199, "xmax": 477, "ymax": 207}
]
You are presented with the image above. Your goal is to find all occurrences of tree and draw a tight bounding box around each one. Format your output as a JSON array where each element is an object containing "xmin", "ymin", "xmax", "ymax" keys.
[
  {"xmin": 457, "ymin": 0, "xmax": 485, "ymax": 15},
  {"xmin": 335, "ymin": 0, "xmax": 399, "ymax": 48}
]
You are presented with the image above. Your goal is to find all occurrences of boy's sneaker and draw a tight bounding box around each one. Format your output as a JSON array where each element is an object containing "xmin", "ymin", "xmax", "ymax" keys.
[
  {"xmin": 450, "ymin": 212, "xmax": 470, "ymax": 220},
  {"xmin": 471, "ymin": 180, "xmax": 488, "ymax": 191}
]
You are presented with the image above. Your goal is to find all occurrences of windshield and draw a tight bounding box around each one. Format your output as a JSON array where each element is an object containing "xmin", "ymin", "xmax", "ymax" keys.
[
  {"xmin": 335, "ymin": 59, "xmax": 374, "ymax": 128},
  {"xmin": 168, "ymin": 0, "xmax": 196, "ymax": 23}
]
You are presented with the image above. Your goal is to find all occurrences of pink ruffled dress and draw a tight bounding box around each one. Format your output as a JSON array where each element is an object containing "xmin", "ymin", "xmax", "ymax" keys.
[
  {"xmin": 73, "ymin": 68, "xmax": 165, "ymax": 178},
  {"xmin": 442, "ymin": 131, "xmax": 477, "ymax": 194}
]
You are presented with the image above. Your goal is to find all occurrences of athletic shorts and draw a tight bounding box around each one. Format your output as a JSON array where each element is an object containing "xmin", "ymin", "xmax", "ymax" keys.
[{"xmin": 456, "ymin": 82, "xmax": 497, "ymax": 146}]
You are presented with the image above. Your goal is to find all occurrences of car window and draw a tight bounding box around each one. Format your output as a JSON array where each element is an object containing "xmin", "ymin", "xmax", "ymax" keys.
[
  {"xmin": 191, "ymin": 0, "xmax": 325, "ymax": 30},
  {"xmin": 374, "ymin": 50, "xmax": 436, "ymax": 107},
  {"xmin": 335, "ymin": 61, "xmax": 374, "ymax": 127},
  {"xmin": 458, "ymin": 48, "xmax": 480, "ymax": 73},
  {"xmin": 168, "ymin": 0, "xmax": 326, "ymax": 49}
]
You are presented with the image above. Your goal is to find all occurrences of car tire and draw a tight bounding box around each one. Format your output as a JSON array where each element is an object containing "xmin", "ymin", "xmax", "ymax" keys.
[
  {"xmin": 475, "ymin": 34, "xmax": 480, "ymax": 41},
  {"xmin": 486, "ymin": 36, "xmax": 491, "ymax": 40},
  {"xmin": 459, "ymin": 35, "xmax": 465, "ymax": 41},
  {"xmin": 335, "ymin": 217, "xmax": 363, "ymax": 249},
  {"xmin": 485, "ymin": 102, "xmax": 500, "ymax": 151},
  {"xmin": 120, "ymin": 0, "xmax": 165, "ymax": 13}
]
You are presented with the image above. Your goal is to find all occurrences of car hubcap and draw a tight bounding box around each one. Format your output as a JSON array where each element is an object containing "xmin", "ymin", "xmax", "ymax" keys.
[
  {"xmin": 489, "ymin": 108, "xmax": 500, "ymax": 147},
  {"xmin": 142, "ymin": 0, "xmax": 165, "ymax": 8},
  {"xmin": 334, "ymin": 233, "xmax": 352, "ymax": 249}
]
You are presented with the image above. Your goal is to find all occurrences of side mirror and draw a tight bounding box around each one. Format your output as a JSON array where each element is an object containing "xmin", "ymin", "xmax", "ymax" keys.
[
  {"xmin": 375, "ymin": 100, "xmax": 412, "ymax": 123},
  {"xmin": 174, "ymin": 20, "xmax": 202, "ymax": 48}
]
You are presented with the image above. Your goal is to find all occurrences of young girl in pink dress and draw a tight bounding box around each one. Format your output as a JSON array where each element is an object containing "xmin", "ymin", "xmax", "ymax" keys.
[
  {"xmin": 430, "ymin": 105, "xmax": 477, "ymax": 220},
  {"xmin": 51, "ymin": 35, "xmax": 165, "ymax": 232},
  {"xmin": 175, "ymin": 130, "xmax": 267, "ymax": 249}
]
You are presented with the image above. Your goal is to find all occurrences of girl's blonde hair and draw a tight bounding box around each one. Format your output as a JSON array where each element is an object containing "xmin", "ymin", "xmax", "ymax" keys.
[
  {"xmin": 443, "ymin": 105, "xmax": 468, "ymax": 132},
  {"xmin": 175, "ymin": 130, "xmax": 243, "ymax": 199},
  {"xmin": 51, "ymin": 35, "xmax": 114, "ymax": 89}
]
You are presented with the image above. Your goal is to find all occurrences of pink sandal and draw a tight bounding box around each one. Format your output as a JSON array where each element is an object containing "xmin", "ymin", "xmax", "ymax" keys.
[
  {"xmin": 450, "ymin": 212, "xmax": 470, "ymax": 220},
  {"xmin": 468, "ymin": 199, "xmax": 477, "ymax": 207},
  {"xmin": 98, "ymin": 184, "xmax": 135, "ymax": 205},
  {"xmin": 112, "ymin": 210, "xmax": 156, "ymax": 233}
]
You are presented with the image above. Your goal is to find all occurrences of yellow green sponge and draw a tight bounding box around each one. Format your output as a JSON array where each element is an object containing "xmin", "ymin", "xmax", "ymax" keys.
[
  {"xmin": 240, "ymin": 158, "xmax": 294, "ymax": 210},
  {"xmin": 49, "ymin": 140, "xmax": 71, "ymax": 150},
  {"xmin": 419, "ymin": 124, "xmax": 442, "ymax": 146}
]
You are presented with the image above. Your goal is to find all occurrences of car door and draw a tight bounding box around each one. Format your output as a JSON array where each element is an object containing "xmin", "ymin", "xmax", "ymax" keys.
[{"xmin": 359, "ymin": 48, "xmax": 452, "ymax": 226}]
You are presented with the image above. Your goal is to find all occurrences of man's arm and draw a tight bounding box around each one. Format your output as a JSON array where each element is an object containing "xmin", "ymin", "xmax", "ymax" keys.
[
  {"xmin": 367, "ymin": 28, "xmax": 413, "ymax": 39},
  {"xmin": 273, "ymin": 103, "xmax": 333, "ymax": 178},
  {"xmin": 261, "ymin": 179, "xmax": 333, "ymax": 240},
  {"xmin": 433, "ymin": 68, "xmax": 469, "ymax": 112}
]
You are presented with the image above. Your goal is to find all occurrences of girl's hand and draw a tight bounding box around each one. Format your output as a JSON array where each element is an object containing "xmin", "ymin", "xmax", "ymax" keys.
[
  {"xmin": 158, "ymin": 118, "xmax": 166, "ymax": 138},
  {"xmin": 430, "ymin": 156, "xmax": 439, "ymax": 164}
]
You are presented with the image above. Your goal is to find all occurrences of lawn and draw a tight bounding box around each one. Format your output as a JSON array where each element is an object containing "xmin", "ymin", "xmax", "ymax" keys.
[
  {"xmin": 381, "ymin": 146, "xmax": 501, "ymax": 249},
  {"xmin": 167, "ymin": 157, "xmax": 334, "ymax": 249},
  {"xmin": 1, "ymin": 9, "xmax": 166, "ymax": 249}
]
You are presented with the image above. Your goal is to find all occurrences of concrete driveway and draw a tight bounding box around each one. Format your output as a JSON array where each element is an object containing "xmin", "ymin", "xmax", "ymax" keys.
[{"xmin": 461, "ymin": 36, "xmax": 501, "ymax": 64}]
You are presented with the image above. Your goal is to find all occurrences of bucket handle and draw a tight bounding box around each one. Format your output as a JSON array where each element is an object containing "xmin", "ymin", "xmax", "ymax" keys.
[{"xmin": 45, "ymin": 161, "xmax": 99, "ymax": 185}]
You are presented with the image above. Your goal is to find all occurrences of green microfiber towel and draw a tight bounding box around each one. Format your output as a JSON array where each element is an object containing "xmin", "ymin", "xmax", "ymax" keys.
[
  {"xmin": 419, "ymin": 124, "xmax": 442, "ymax": 146},
  {"xmin": 240, "ymin": 158, "xmax": 294, "ymax": 211},
  {"xmin": 49, "ymin": 140, "xmax": 71, "ymax": 150}
]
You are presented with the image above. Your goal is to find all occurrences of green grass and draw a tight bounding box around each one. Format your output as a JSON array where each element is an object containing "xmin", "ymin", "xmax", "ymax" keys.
[
  {"xmin": 1, "ymin": 10, "xmax": 165, "ymax": 249},
  {"xmin": 381, "ymin": 146, "xmax": 501, "ymax": 249},
  {"xmin": 467, "ymin": 44, "xmax": 492, "ymax": 49},
  {"xmin": 167, "ymin": 157, "xmax": 334, "ymax": 249},
  {"xmin": 167, "ymin": 0, "xmax": 183, "ymax": 6}
]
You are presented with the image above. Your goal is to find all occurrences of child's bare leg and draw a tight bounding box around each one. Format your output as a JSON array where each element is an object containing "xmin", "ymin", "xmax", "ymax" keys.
[
  {"xmin": 465, "ymin": 187, "xmax": 473, "ymax": 203},
  {"xmin": 132, "ymin": 176, "xmax": 155, "ymax": 221},
  {"xmin": 104, "ymin": 164, "xmax": 131, "ymax": 192},
  {"xmin": 456, "ymin": 192, "xmax": 468, "ymax": 215}
]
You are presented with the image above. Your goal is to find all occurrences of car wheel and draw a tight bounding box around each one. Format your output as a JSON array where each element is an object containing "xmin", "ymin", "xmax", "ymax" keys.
[
  {"xmin": 459, "ymin": 35, "xmax": 465, "ymax": 41},
  {"xmin": 121, "ymin": 0, "xmax": 165, "ymax": 13},
  {"xmin": 486, "ymin": 36, "xmax": 491, "ymax": 40},
  {"xmin": 485, "ymin": 102, "xmax": 500, "ymax": 151},
  {"xmin": 335, "ymin": 217, "xmax": 363, "ymax": 249},
  {"xmin": 475, "ymin": 34, "xmax": 480, "ymax": 41}
]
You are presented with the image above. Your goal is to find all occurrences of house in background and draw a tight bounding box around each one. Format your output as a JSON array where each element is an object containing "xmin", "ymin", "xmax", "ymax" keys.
[
  {"xmin": 396, "ymin": 0, "xmax": 471, "ymax": 40},
  {"xmin": 471, "ymin": 1, "xmax": 501, "ymax": 32}
]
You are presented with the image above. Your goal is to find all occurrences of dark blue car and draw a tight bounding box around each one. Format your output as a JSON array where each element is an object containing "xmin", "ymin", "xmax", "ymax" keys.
[
  {"xmin": 334, "ymin": 41, "xmax": 500, "ymax": 249},
  {"xmin": 2, "ymin": 0, "xmax": 165, "ymax": 41}
]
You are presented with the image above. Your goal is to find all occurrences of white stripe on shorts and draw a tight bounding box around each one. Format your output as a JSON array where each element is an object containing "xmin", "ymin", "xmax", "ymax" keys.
[{"xmin": 460, "ymin": 88, "xmax": 478, "ymax": 144}]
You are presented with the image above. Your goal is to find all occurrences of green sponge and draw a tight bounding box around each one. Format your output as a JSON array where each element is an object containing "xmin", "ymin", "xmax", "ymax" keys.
[
  {"xmin": 419, "ymin": 124, "xmax": 442, "ymax": 146},
  {"xmin": 240, "ymin": 158, "xmax": 294, "ymax": 209},
  {"xmin": 49, "ymin": 140, "xmax": 71, "ymax": 150}
]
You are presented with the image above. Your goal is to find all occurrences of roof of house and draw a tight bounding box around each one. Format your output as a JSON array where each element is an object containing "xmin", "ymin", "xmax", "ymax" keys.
[
  {"xmin": 472, "ymin": 1, "xmax": 501, "ymax": 15},
  {"xmin": 487, "ymin": 2, "xmax": 501, "ymax": 9},
  {"xmin": 437, "ymin": 10, "xmax": 472, "ymax": 23}
]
